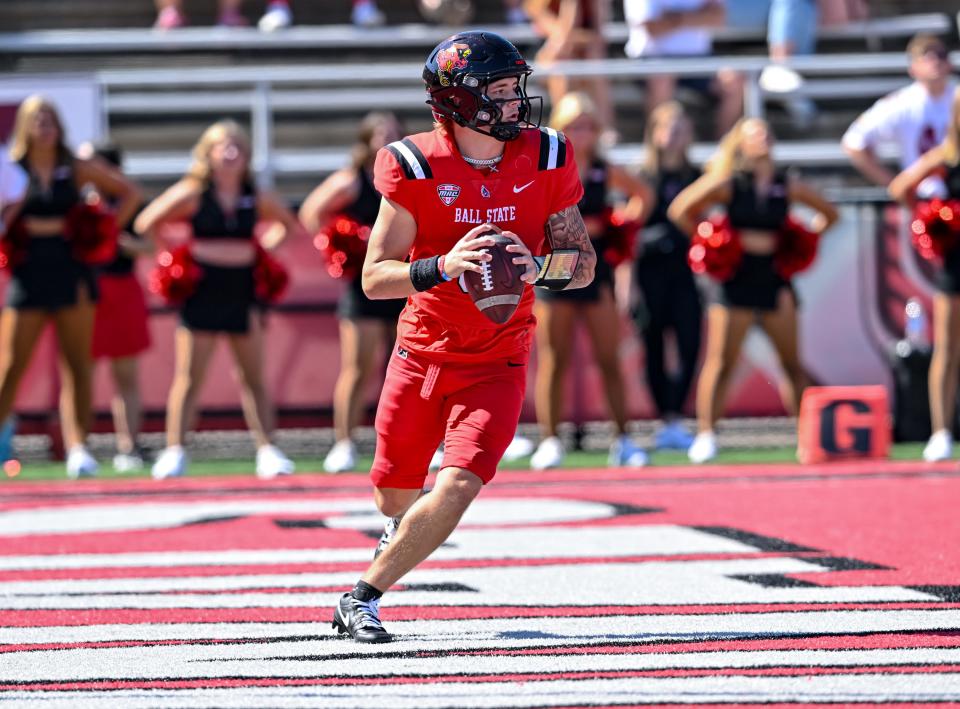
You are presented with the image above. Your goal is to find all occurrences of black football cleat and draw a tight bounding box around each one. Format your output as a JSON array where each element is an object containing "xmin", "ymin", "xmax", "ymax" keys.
[
  {"xmin": 332, "ymin": 592, "xmax": 393, "ymax": 643},
  {"xmin": 374, "ymin": 516, "xmax": 401, "ymax": 560}
]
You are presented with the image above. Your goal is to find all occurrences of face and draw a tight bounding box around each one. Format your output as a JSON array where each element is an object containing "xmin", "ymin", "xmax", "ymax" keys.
[
  {"xmin": 562, "ymin": 113, "xmax": 599, "ymax": 154},
  {"xmin": 652, "ymin": 111, "xmax": 692, "ymax": 153},
  {"xmin": 29, "ymin": 107, "xmax": 60, "ymax": 150},
  {"xmin": 910, "ymin": 43, "xmax": 950, "ymax": 84},
  {"xmin": 369, "ymin": 117, "xmax": 403, "ymax": 153},
  {"xmin": 208, "ymin": 133, "xmax": 248, "ymax": 177},
  {"xmin": 485, "ymin": 77, "xmax": 522, "ymax": 123},
  {"xmin": 740, "ymin": 119, "xmax": 773, "ymax": 161}
]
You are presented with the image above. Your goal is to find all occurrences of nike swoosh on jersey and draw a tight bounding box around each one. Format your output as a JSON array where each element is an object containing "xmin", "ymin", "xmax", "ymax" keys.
[{"xmin": 513, "ymin": 181, "xmax": 535, "ymax": 193}]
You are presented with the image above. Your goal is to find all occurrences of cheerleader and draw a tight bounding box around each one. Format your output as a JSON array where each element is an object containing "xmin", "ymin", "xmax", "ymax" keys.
[
  {"xmin": 299, "ymin": 112, "xmax": 405, "ymax": 473},
  {"xmin": 2, "ymin": 96, "xmax": 141, "ymax": 477},
  {"xmin": 668, "ymin": 117, "xmax": 837, "ymax": 463},
  {"xmin": 634, "ymin": 101, "xmax": 703, "ymax": 450},
  {"xmin": 889, "ymin": 86, "xmax": 960, "ymax": 462},
  {"xmin": 529, "ymin": 92, "xmax": 652, "ymax": 469},
  {"xmin": 135, "ymin": 120, "xmax": 306, "ymax": 479}
]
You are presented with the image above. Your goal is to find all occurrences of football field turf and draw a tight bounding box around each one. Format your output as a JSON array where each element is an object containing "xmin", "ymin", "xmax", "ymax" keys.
[{"xmin": 0, "ymin": 449, "xmax": 957, "ymax": 707}]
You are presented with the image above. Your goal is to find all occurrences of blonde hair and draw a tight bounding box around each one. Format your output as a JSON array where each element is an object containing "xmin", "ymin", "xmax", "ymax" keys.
[
  {"xmin": 707, "ymin": 117, "xmax": 772, "ymax": 176},
  {"xmin": 7, "ymin": 95, "xmax": 72, "ymax": 164},
  {"xmin": 548, "ymin": 91, "xmax": 598, "ymax": 133},
  {"xmin": 942, "ymin": 88, "xmax": 960, "ymax": 166},
  {"xmin": 642, "ymin": 100, "xmax": 691, "ymax": 174},
  {"xmin": 186, "ymin": 120, "xmax": 252, "ymax": 187}
]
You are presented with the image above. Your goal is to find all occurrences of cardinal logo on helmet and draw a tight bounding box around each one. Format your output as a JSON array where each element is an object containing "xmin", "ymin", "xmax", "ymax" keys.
[{"xmin": 436, "ymin": 44, "xmax": 471, "ymax": 86}]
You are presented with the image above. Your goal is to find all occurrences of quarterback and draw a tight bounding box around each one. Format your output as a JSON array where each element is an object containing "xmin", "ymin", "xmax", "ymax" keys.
[{"xmin": 332, "ymin": 30, "xmax": 596, "ymax": 643}]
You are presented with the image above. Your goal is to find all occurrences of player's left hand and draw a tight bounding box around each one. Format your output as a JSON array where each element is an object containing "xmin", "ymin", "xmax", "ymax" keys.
[{"xmin": 502, "ymin": 230, "xmax": 538, "ymax": 284}]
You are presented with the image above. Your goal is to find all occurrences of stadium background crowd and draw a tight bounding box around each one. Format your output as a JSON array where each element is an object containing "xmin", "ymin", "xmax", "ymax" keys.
[{"xmin": 0, "ymin": 0, "xmax": 956, "ymax": 476}]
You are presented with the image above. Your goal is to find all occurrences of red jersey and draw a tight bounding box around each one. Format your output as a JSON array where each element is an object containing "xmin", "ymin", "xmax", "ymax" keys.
[{"xmin": 373, "ymin": 126, "xmax": 583, "ymax": 363}]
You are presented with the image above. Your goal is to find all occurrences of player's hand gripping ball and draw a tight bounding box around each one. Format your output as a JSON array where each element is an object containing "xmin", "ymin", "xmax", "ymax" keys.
[{"xmin": 461, "ymin": 231, "xmax": 527, "ymax": 325}]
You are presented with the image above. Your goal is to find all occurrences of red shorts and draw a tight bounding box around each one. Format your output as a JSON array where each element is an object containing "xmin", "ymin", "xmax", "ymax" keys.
[
  {"xmin": 370, "ymin": 345, "xmax": 528, "ymax": 489},
  {"xmin": 92, "ymin": 273, "xmax": 152, "ymax": 359}
]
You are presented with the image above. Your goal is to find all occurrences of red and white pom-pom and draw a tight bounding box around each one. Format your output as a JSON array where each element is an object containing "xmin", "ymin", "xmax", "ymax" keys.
[
  {"xmin": 0, "ymin": 218, "xmax": 30, "ymax": 270},
  {"xmin": 64, "ymin": 196, "xmax": 119, "ymax": 265},
  {"xmin": 774, "ymin": 216, "xmax": 820, "ymax": 279},
  {"xmin": 688, "ymin": 214, "xmax": 743, "ymax": 281},
  {"xmin": 313, "ymin": 215, "xmax": 372, "ymax": 280},
  {"xmin": 602, "ymin": 207, "xmax": 640, "ymax": 267},
  {"xmin": 253, "ymin": 244, "xmax": 289, "ymax": 304},
  {"xmin": 911, "ymin": 199, "xmax": 960, "ymax": 262},
  {"xmin": 148, "ymin": 245, "xmax": 203, "ymax": 305}
]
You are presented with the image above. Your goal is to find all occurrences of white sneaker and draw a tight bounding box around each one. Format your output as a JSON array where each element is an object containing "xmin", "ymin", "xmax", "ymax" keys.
[
  {"xmin": 428, "ymin": 446, "xmax": 444, "ymax": 471},
  {"xmin": 256, "ymin": 444, "xmax": 295, "ymax": 480},
  {"xmin": 258, "ymin": 1, "xmax": 292, "ymax": 31},
  {"xmin": 608, "ymin": 435, "xmax": 649, "ymax": 467},
  {"xmin": 923, "ymin": 429, "xmax": 953, "ymax": 462},
  {"xmin": 531, "ymin": 436, "xmax": 564, "ymax": 470},
  {"xmin": 351, "ymin": 0, "xmax": 385, "ymax": 27},
  {"xmin": 759, "ymin": 64, "xmax": 804, "ymax": 94},
  {"xmin": 66, "ymin": 445, "xmax": 99, "ymax": 479},
  {"xmin": 323, "ymin": 439, "xmax": 356, "ymax": 474},
  {"xmin": 152, "ymin": 446, "xmax": 188, "ymax": 480},
  {"xmin": 502, "ymin": 435, "xmax": 535, "ymax": 461},
  {"xmin": 688, "ymin": 431, "xmax": 718, "ymax": 464},
  {"xmin": 112, "ymin": 452, "xmax": 144, "ymax": 473}
]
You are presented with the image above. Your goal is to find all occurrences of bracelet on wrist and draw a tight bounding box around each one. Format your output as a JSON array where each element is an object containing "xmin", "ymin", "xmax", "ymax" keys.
[{"xmin": 437, "ymin": 254, "xmax": 453, "ymax": 282}]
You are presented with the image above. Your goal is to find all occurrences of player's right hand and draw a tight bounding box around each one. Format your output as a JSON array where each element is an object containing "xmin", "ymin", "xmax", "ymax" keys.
[{"xmin": 442, "ymin": 223, "xmax": 499, "ymax": 278}]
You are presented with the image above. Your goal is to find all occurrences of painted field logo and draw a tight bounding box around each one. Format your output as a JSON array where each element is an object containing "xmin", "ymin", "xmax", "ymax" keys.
[{"xmin": 437, "ymin": 183, "xmax": 461, "ymax": 206}]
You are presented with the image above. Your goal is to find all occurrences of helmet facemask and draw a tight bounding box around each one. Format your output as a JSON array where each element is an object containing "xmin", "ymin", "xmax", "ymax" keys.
[{"xmin": 428, "ymin": 72, "xmax": 542, "ymax": 142}]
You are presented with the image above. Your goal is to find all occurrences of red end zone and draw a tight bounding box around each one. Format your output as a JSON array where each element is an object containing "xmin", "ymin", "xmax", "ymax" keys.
[{"xmin": 0, "ymin": 460, "xmax": 957, "ymax": 707}]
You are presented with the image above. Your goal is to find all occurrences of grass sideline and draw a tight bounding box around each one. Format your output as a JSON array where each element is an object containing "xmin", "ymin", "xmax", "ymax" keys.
[{"xmin": 2, "ymin": 443, "xmax": 930, "ymax": 482}]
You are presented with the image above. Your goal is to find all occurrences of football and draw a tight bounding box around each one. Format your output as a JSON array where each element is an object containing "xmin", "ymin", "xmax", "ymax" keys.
[{"xmin": 460, "ymin": 232, "xmax": 526, "ymax": 325}]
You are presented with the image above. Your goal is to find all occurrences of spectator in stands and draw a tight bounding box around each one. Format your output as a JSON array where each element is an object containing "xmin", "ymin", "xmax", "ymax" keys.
[
  {"xmin": 299, "ymin": 113, "xmax": 406, "ymax": 474},
  {"xmin": 888, "ymin": 87, "xmax": 960, "ymax": 463},
  {"xmin": 843, "ymin": 34, "xmax": 956, "ymax": 199},
  {"xmin": 526, "ymin": 0, "xmax": 615, "ymax": 132},
  {"xmin": 3, "ymin": 96, "xmax": 142, "ymax": 477},
  {"xmin": 529, "ymin": 92, "xmax": 651, "ymax": 470},
  {"xmin": 623, "ymin": 0, "xmax": 743, "ymax": 137},
  {"xmin": 668, "ymin": 117, "xmax": 837, "ymax": 463},
  {"xmin": 633, "ymin": 101, "xmax": 702, "ymax": 451},
  {"xmin": 352, "ymin": 0, "xmax": 385, "ymax": 27},
  {"xmin": 725, "ymin": 0, "xmax": 817, "ymax": 91},
  {"xmin": 504, "ymin": 0, "xmax": 529, "ymax": 24},
  {"xmin": 63, "ymin": 143, "xmax": 153, "ymax": 474},
  {"xmin": 154, "ymin": 0, "xmax": 293, "ymax": 31},
  {"xmin": 135, "ymin": 120, "xmax": 306, "ymax": 480}
]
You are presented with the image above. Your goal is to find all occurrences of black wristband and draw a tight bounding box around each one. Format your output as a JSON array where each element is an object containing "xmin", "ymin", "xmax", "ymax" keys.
[{"xmin": 410, "ymin": 255, "xmax": 443, "ymax": 292}]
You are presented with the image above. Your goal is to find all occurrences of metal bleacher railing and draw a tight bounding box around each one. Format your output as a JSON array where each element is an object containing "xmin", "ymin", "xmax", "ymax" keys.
[
  {"xmin": 0, "ymin": 12, "xmax": 950, "ymax": 188},
  {"xmin": 96, "ymin": 51, "xmax": 953, "ymax": 188}
]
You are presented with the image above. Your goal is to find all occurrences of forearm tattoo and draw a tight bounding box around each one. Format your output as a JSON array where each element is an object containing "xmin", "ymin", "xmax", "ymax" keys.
[{"xmin": 544, "ymin": 205, "xmax": 596, "ymax": 289}]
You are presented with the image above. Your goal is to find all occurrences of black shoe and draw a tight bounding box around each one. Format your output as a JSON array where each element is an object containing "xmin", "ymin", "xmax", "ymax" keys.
[
  {"xmin": 374, "ymin": 516, "xmax": 401, "ymax": 560},
  {"xmin": 332, "ymin": 592, "xmax": 393, "ymax": 643}
]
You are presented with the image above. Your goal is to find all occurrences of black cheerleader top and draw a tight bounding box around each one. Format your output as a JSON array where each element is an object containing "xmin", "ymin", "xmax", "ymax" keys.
[
  {"xmin": 17, "ymin": 158, "xmax": 79, "ymax": 219},
  {"xmin": 342, "ymin": 168, "xmax": 381, "ymax": 226},
  {"xmin": 728, "ymin": 169, "xmax": 789, "ymax": 231},
  {"xmin": 191, "ymin": 182, "xmax": 258, "ymax": 239},
  {"xmin": 945, "ymin": 162, "xmax": 960, "ymax": 199},
  {"xmin": 641, "ymin": 164, "xmax": 701, "ymax": 257}
]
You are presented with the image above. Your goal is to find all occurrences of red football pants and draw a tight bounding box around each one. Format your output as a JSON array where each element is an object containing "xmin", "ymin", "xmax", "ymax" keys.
[{"xmin": 370, "ymin": 345, "xmax": 528, "ymax": 489}]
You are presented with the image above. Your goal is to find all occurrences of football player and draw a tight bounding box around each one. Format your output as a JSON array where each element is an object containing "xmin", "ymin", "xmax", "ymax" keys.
[{"xmin": 332, "ymin": 30, "xmax": 596, "ymax": 643}]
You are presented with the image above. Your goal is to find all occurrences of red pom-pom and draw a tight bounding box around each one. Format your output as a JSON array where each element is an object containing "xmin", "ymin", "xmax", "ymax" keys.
[
  {"xmin": 64, "ymin": 197, "xmax": 118, "ymax": 265},
  {"xmin": 911, "ymin": 199, "xmax": 960, "ymax": 262},
  {"xmin": 314, "ymin": 215, "xmax": 371, "ymax": 280},
  {"xmin": 774, "ymin": 216, "xmax": 820, "ymax": 279},
  {"xmin": 602, "ymin": 207, "xmax": 639, "ymax": 267},
  {"xmin": 0, "ymin": 218, "xmax": 30, "ymax": 270},
  {"xmin": 688, "ymin": 214, "xmax": 742, "ymax": 281},
  {"xmin": 253, "ymin": 244, "xmax": 289, "ymax": 304},
  {"xmin": 148, "ymin": 245, "xmax": 203, "ymax": 305}
]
